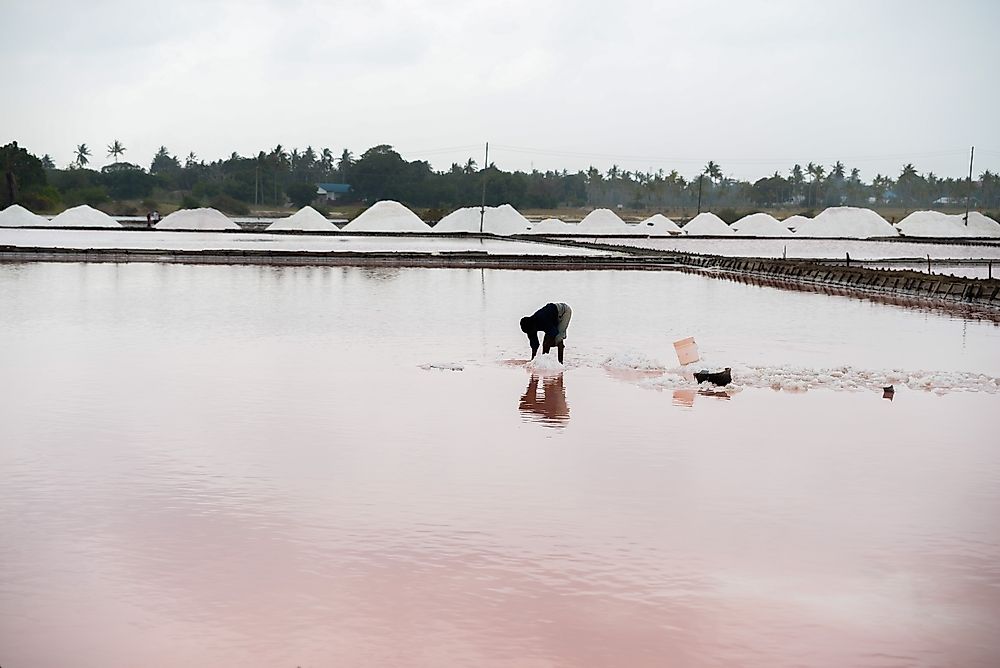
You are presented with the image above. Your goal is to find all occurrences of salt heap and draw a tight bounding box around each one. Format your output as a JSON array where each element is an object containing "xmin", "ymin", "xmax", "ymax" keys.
[
  {"xmin": 49, "ymin": 205, "xmax": 122, "ymax": 228},
  {"xmin": 682, "ymin": 212, "xmax": 734, "ymax": 235},
  {"xmin": 526, "ymin": 218, "xmax": 571, "ymax": 234},
  {"xmin": 638, "ymin": 214, "xmax": 682, "ymax": 236},
  {"xmin": 958, "ymin": 211, "xmax": 1000, "ymax": 238},
  {"xmin": 896, "ymin": 211, "xmax": 968, "ymax": 238},
  {"xmin": 573, "ymin": 208, "xmax": 630, "ymax": 234},
  {"xmin": 795, "ymin": 207, "xmax": 898, "ymax": 238},
  {"xmin": 156, "ymin": 208, "xmax": 239, "ymax": 230},
  {"xmin": 266, "ymin": 206, "xmax": 339, "ymax": 232},
  {"xmin": 0, "ymin": 204, "xmax": 49, "ymax": 227},
  {"xmin": 732, "ymin": 212, "xmax": 792, "ymax": 237},
  {"xmin": 342, "ymin": 200, "xmax": 430, "ymax": 233},
  {"xmin": 434, "ymin": 204, "xmax": 532, "ymax": 235},
  {"xmin": 782, "ymin": 214, "xmax": 811, "ymax": 232}
]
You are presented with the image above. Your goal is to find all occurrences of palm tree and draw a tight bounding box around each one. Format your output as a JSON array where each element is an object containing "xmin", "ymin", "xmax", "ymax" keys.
[
  {"xmin": 40, "ymin": 154, "xmax": 55, "ymax": 169},
  {"xmin": 74, "ymin": 143, "xmax": 91, "ymax": 168},
  {"xmin": 320, "ymin": 148, "xmax": 334, "ymax": 173},
  {"xmin": 338, "ymin": 149, "xmax": 354, "ymax": 181},
  {"xmin": 107, "ymin": 139, "xmax": 126, "ymax": 162},
  {"xmin": 463, "ymin": 158, "xmax": 477, "ymax": 174},
  {"xmin": 185, "ymin": 151, "xmax": 198, "ymax": 168},
  {"xmin": 703, "ymin": 161, "xmax": 722, "ymax": 183}
]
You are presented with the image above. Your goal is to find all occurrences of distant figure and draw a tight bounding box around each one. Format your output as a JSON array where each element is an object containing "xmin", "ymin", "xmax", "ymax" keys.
[
  {"xmin": 152, "ymin": 210, "xmax": 161, "ymax": 225},
  {"xmin": 146, "ymin": 212, "xmax": 152, "ymax": 228},
  {"xmin": 520, "ymin": 302, "xmax": 572, "ymax": 364}
]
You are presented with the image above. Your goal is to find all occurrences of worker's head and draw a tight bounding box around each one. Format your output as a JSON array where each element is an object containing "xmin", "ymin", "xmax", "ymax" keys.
[{"xmin": 519, "ymin": 316, "xmax": 533, "ymax": 333}]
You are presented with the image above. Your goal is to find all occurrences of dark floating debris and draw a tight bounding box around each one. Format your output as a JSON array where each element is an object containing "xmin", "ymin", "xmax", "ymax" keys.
[{"xmin": 695, "ymin": 367, "xmax": 732, "ymax": 387}]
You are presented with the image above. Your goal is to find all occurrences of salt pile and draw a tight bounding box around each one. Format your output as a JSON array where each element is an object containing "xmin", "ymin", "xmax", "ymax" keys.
[
  {"xmin": 682, "ymin": 212, "xmax": 734, "ymax": 236},
  {"xmin": 434, "ymin": 204, "xmax": 532, "ymax": 235},
  {"xmin": 49, "ymin": 205, "xmax": 122, "ymax": 228},
  {"xmin": 732, "ymin": 213, "xmax": 792, "ymax": 237},
  {"xmin": 782, "ymin": 214, "xmax": 811, "ymax": 232},
  {"xmin": 795, "ymin": 207, "xmax": 898, "ymax": 238},
  {"xmin": 0, "ymin": 204, "xmax": 49, "ymax": 227},
  {"xmin": 156, "ymin": 208, "xmax": 239, "ymax": 230},
  {"xmin": 266, "ymin": 206, "xmax": 339, "ymax": 232},
  {"xmin": 526, "ymin": 354, "xmax": 564, "ymax": 374},
  {"xmin": 959, "ymin": 211, "xmax": 1000, "ymax": 238},
  {"xmin": 342, "ymin": 201, "xmax": 430, "ymax": 233},
  {"xmin": 896, "ymin": 211, "xmax": 968, "ymax": 238},
  {"xmin": 638, "ymin": 214, "xmax": 682, "ymax": 236},
  {"xmin": 573, "ymin": 208, "xmax": 630, "ymax": 234},
  {"xmin": 526, "ymin": 218, "xmax": 571, "ymax": 234},
  {"xmin": 629, "ymin": 362, "xmax": 999, "ymax": 395}
]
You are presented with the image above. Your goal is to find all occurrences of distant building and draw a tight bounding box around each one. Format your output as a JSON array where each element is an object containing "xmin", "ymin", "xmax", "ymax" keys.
[{"xmin": 316, "ymin": 183, "xmax": 351, "ymax": 202}]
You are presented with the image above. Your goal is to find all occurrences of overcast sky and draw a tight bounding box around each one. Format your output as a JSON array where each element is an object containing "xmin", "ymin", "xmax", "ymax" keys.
[{"xmin": 4, "ymin": 0, "xmax": 999, "ymax": 181}]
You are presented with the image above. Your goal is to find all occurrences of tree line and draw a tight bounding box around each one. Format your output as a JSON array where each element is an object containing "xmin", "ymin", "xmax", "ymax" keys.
[{"xmin": 2, "ymin": 141, "xmax": 998, "ymax": 217}]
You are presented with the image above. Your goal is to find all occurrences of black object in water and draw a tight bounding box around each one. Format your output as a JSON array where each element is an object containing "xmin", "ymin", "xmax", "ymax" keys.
[{"xmin": 694, "ymin": 367, "xmax": 732, "ymax": 386}]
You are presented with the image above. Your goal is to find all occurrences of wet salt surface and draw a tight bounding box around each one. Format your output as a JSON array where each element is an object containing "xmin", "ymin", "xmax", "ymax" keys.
[
  {"xmin": 0, "ymin": 228, "xmax": 614, "ymax": 256},
  {"xmin": 592, "ymin": 236, "xmax": 1000, "ymax": 261},
  {"xmin": 1, "ymin": 263, "xmax": 999, "ymax": 667}
]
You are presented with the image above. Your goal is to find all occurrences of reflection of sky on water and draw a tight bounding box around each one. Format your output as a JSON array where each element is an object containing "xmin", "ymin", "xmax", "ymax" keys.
[{"xmin": 1, "ymin": 262, "xmax": 999, "ymax": 667}]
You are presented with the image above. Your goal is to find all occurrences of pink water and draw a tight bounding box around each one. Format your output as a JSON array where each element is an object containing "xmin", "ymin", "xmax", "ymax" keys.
[{"xmin": 1, "ymin": 263, "xmax": 999, "ymax": 667}]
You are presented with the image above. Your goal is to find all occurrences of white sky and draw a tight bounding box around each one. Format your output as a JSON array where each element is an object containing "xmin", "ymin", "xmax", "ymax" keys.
[{"xmin": 4, "ymin": 0, "xmax": 999, "ymax": 181}]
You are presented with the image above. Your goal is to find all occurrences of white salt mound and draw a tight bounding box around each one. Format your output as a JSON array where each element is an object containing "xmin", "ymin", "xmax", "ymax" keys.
[
  {"xmin": 795, "ymin": 207, "xmax": 897, "ymax": 238},
  {"xmin": 49, "ymin": 205, "xmax": 122, "ymax": 228},
  {"xmin": 957, "ymin": 211, "xmax": 1000, "ymax": 238},
  {"xmin": 782, "ymin": 214, "xmax": 811, "ymax": 231},
  {"xmin": 639, "ymin": 214, "xmax": 682, "ymax": 236},
  {"xmin": 573, "ymin": 208, "xmax": 630, "ymax": 234},
  {"xmin": 683, "ymin": 212, "xmax": 734, "ymax": 236},
  {"xmin": 434, "ymin": 204, "xmax": 532, "ymax": 235},
  {"xmin": 526, "ymin": 354, "xmax": 564, "ymax": 373},
  {"xmin": 732, "ymin": 212, "xmax": 792, "ymax": 237},
  {"xmin": 526, "ymin": 218, "xmax": 571, "ymax": 234},
  {"xmin": 156, "ymin": 208, "xmax": 239, "ymax": 230},
  {"xmin": 342, "ymin": 200, "xmax": 430, "ymax": 233},
  {"xmin": 896, "ymin": 211, "xmax": 967, "ymax": 238},
  {"xmin": 0, "ymin": 204, "xmax": 49, "ymax": 227},
  {"xmin": 266, "ymin": 206, "xmax": 339, "ymax": 232}
]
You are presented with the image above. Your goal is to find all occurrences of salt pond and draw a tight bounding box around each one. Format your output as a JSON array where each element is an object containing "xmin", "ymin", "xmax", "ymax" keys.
[{"xmin": 1, "ymin": 262, "xmax": 998, "ymax": 667}]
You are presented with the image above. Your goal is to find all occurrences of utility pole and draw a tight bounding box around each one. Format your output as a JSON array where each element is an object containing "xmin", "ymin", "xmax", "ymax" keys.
[
  {"xmin": 697, "ymin": 174, "xmax": 704, "ymax": 214},
  {"xmin": 479, "ymin": 142, "xmax": 489, "ymax": 234},
  {"xmin": 964, "ymin": 146, "xmax": 975, "ymax": 226}
]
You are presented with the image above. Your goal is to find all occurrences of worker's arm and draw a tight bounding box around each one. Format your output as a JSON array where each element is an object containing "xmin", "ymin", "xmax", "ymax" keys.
[
  {"xmin": 557, "ymin": 342, "xmax": 564, "ymax": 364},
  {"xmin": 528, "ymin": 331, "xmax": 540, "ymax": 359}
]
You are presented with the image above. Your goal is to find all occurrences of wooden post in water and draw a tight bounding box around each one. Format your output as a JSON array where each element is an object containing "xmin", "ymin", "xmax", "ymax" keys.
[
  {"xmin": 927, "ymin": 254, "xmax": 931, "ymax": 273},
  {"xmin": 479, "ymin": 142, "xmax": 489, "ymax": 235},
  {"xmin": 964, "ymin": 146, "xmax": 974, "ymax": 226},
  {"xmin": 846, "ymin": 252, "xmax": 850, "ymax": 267}
]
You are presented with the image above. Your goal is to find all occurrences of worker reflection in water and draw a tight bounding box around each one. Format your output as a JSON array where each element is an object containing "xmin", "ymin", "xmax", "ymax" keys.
[
  {"xmin": 519, "ymin": 302, "xmax": 572, "ymax": 364},
  {"xmin": 519, "ymin": 374, "xmax": 569, "ymax": 426}
]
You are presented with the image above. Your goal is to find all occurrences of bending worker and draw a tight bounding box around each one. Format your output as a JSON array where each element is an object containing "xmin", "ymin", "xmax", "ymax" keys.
[{"xmin": 520, "ymin": 302, "xmax": 572, "ymax": 364}]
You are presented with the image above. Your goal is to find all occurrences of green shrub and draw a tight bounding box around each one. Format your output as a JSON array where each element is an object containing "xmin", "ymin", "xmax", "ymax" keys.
[
  {"xmin": 63, "ymin": 186, "xmax": 109, "ymax": 207},
  {"xmin": 180, "ymin": 194, "xmax": 201, "ymax": 209},
  {"xmin": 209, "ymin": 194, "xmax": 250, "ymax": 215},
  {"xmin": 20, "ymin": 185, "xmax": 62, "ymax": 212}
]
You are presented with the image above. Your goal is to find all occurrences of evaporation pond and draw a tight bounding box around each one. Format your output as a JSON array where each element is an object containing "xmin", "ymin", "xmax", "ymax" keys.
[{"xmin": 1, "ymin": 262, "xmax": 998, "ymax": 668}]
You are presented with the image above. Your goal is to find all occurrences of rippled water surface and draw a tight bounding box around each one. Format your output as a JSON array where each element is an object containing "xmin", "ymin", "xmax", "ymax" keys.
[{"xmin": 1, "ymin": 262, "xmax": 999, "ymax": 667}]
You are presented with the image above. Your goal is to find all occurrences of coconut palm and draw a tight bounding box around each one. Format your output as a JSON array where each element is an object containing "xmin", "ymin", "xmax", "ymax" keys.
[
  {"xmin": 107, "ymin": 139, "xmax": 126, "ymax": 162},
  {"xmin": 703, "ymin": 161, "xmax": 722, "ymax": 184},
  {"xmin": 185, "ymin": 151, "xmax": 198, "ymax": 168},
  {"xmin": 40, "ymin": 154, "xmax": 55, "ymax": 169},
  {"xmin": 74, "ymin": 143, "xmax": 91, "ymax": 168}
]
